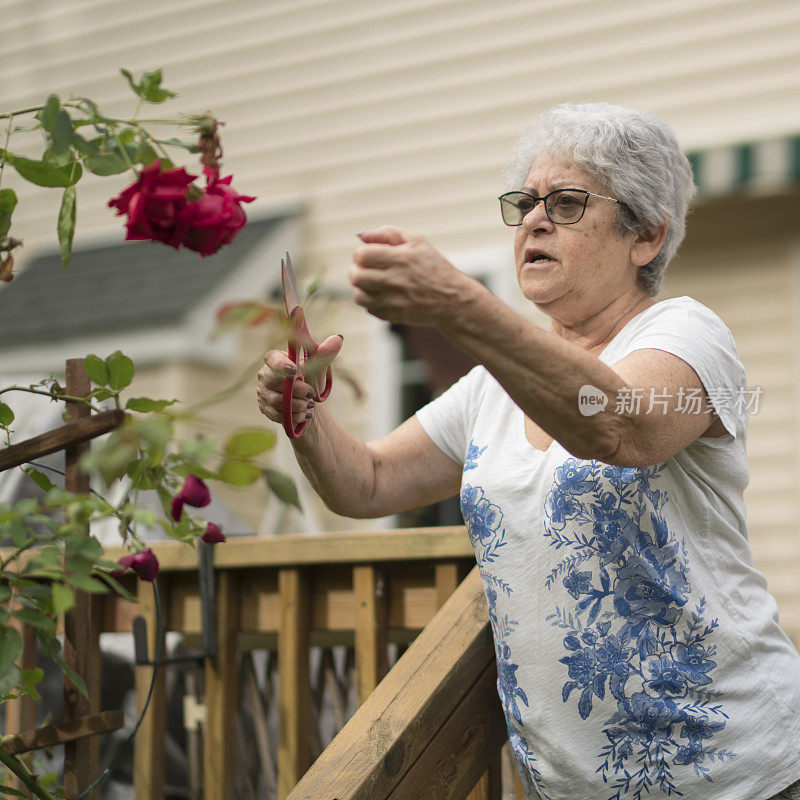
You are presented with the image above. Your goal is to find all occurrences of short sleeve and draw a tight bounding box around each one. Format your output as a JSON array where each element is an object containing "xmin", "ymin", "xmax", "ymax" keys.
[
  {"xmin": 415, "ymin": 366, "xmax": 486, "ymax": 465},
  {"xmin": 602, "ymin": 297, "xmax": 747, "ymax": 438}
]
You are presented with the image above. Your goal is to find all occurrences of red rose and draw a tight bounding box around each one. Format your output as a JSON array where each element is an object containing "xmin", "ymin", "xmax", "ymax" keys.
[
  {"xmin": 171, "ymin": 474, "xmax": 211, "ymax": 521},
  {"xmin": 176, "ymin": 166, "xmax": 255, "ymax": 256},
  {"xmin": 116, "ymin": 548, "xmax": 159, "ymax": 582},
  {"xmin": 202, "ymin": 522, "xmax": 225, "ymax": 544},
  {"xmin": 108, "ymin": 160, "xmax": 196, "ymax": 248}
]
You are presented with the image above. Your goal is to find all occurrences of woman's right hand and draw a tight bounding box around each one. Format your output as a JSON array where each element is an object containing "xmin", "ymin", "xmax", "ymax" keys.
[{"xmin": 256, "ymin": 335, "xmax": 343, "ymax": 433}]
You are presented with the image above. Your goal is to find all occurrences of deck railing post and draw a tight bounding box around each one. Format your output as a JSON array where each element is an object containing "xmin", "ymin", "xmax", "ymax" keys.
[
  {"xmin": 277, "ymin": 567, "xmax": 311, "ymax": 799},
  {"xmin": 204, "ymin": 568, "xmax": 240, "ymax": 800},
  {"xmin": 353, "ymin": 564, "xmax": 388, "ymax": 704}
]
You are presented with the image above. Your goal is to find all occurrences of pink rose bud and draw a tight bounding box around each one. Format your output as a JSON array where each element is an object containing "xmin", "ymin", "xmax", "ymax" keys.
[
  {"xmin": 117, "ymin": 548, "xmax": 159, "ymax": 582},
  {"xmin": 202, "ymin": 522, "xmax": 225, "ymax": 544},
  {"xmin": 171, "ymin": 475, "xmax": 211, "ymax": 521},
  {"xmin": 181, "ymin": 475, "xmax": 211, "ymax": 507}
]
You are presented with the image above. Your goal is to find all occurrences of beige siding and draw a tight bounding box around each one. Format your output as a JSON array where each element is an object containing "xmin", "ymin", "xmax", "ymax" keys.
[{"xmin": 661, "ymin": 196, "xmax": 800, "ymax": 643}]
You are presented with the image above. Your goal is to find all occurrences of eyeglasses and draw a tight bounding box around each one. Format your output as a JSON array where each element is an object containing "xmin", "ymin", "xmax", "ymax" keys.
[{"xmin": 498, "ymin": 188, "xmax": 622, "ymax": 226}]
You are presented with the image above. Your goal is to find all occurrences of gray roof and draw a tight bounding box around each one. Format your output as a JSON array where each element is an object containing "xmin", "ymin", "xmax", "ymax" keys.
[{"xmin": 0, "ymin": 217, "xmax": 280, "ymax": 345}]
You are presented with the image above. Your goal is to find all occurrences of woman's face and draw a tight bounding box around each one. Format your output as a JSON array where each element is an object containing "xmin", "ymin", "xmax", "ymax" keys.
[{"xmin": 513, "ymin": 158, "xmax": 640, "ymax": 320}]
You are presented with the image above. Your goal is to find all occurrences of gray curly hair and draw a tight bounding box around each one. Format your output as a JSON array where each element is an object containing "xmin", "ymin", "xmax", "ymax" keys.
[{"xmin": 503, "ymin": 103, "xmax": 696, "ymax": 296}]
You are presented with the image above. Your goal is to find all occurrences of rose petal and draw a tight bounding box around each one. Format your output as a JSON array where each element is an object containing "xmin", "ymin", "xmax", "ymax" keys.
[
  {"xmin": 180, "ymin": 475, "xmax": 211, "ymax": 508},
  {"xmin": 202, "ymin": 523, "xmax": 226, "ymax": 544},
  {"xmin": 171, "ymin": 495, "xmax": 185, "ymax": 522}
]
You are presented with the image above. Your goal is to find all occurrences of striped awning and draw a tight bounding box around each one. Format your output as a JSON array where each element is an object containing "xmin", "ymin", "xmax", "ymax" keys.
[{"xmin": 686, "ymin": 135, "xmax": 800, "ymax": 196}]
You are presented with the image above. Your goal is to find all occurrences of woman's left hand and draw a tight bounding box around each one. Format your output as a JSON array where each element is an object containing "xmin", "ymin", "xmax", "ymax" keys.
[{"xmin": 349, "ymin": 226, "xmax": 476, "ymax": 326}]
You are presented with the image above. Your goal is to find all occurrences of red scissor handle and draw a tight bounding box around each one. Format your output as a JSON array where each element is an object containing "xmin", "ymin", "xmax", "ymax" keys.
[{"xmin": 282, "ymin": 307, "xmax": 333, "ymax": 439}]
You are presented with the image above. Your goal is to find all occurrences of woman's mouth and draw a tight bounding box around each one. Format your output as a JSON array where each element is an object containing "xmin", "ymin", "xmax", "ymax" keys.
[{"xmin": 524, "ymin": 248, "xmax": 558, "ymax": 267}]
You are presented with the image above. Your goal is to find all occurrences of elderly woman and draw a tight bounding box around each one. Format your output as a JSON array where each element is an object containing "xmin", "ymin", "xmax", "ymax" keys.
[{"xmin": 257, "ymin": 103, "xmax": 800, "ymax": 800}]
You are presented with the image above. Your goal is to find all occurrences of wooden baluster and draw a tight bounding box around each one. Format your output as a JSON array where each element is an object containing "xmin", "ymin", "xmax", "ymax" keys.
[
  {"xmin": 133, "ymin": 575, "xmax": 168, "ymax": 800},
  {"xmin": 435, "ymin": 562, "xmax": 461, "ymax": 609},
  {"xmin": 353, "ymin": 565, "xmax": 388, "ymax": 705},
  {"xmin": 464, "ymin": 747, "xmax": 502, "ymax": 800},
  {"xmin": 63, "ymin": 358, "xmax": 101, "ymax": 800},
  {"xmin": 278, "ymin": 568, "xmax": 311, "ymax": 799},
  {"xmin": 204, "ymin": 569, "xmax": 240, "ymax": 800}
]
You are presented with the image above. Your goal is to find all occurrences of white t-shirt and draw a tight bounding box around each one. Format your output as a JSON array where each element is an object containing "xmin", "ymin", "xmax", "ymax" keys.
[{"xmin": 416, "ymin": 296, "xmax": 800, "ymax": 800}]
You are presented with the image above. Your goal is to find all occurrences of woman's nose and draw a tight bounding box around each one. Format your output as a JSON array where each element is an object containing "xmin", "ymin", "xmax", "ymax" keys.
[{"xmin": 521, "ymin": 201, "xmax": 553, "ymax": 232}]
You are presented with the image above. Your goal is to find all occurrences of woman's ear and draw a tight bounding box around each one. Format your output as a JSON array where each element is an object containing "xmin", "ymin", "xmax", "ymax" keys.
[{"xmin": 631, "ymin": 219, "xmax": 669, "ymax": 267}]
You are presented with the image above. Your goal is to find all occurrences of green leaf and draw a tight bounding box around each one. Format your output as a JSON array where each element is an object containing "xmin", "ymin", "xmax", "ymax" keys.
[
  {"xmin": 71, "ymin": 132, "xmax": 101, "ymax": 157},
  {"xmin": 179, "ymin": 435, "xmax": 215, "ymax": 463},
  {"xmin": 57, "ymin": 184, "xmax": 76, "ymax": 269},
  {"xmin": 224, "ymin": 428, "xmax": 276, "ymax": 458},
  {"xmin": 160, "ymin": 137, "xmax": 201, "ymax": 153},
  {"xmin": 36, "ymin": 94, "xmax": 61, "ymax": 131},
  {"xmin": 120, "ymin": 68, "xmax": 138, "ymax": 94},
  {"xmin": 118, "ymin": 128, "xmax": 137, "ymax": 144},
  {"xmin": 218, "ymin": 459, "xmax": 262, "ymax": 487},
  {"xmin": 80, "ymin": 439, "xmax": 138, "ymax": 488},
  {"xmin": 18, "ymin": 667, "xmax": 44, "ymax": 701},
  {"xmin": 0, "ymin": 627, "xmax": 22, "ymax": 676},
  {"xmin": 12, "ymin": 608, "xmax": 56, "ymax": 633},
  {"xmin": 22, "ymin": 467, "xmax": 54, "ymax": 493},
  {"xmin": 50, "ymin": 109, "xmax": 74, "ymax": 154},
  {"xmin": 135, "ymin": 418, "xmax": 172, "ymax": 452},
  {"xmin": 53, "ymin": 653, "xmax": 89, "ymax": 700},
  {"xmin": 96, "ymin": 571, "xmax": 136, "ymax": 603},
  {"xmin": 42, "ymin": 148, "xmax": 74, "ymax": 168},
  {"xmin": 263, "ymin": 467, "xmax": 302, "ymax": 510},
  {"xmin": 9, "ymin": 153, "xmax": 82, "ymax": 187},
  {"xmin": 0, "ymin": 188, "xmax": 17, "ymax": 238},
  {"xmin": 83, "ymin": 354, "xmax": 109, "ymax": 386},
  {"xmin": 52, "ymin": 584, "xmax": 75, "ymax": 615},
  {"xmin": 65, "ymin": 574, "xmax": 109, "ymax": 594},
  {"xmin": 91, "ymin": 388, "xmax": 115, "ymax": 402},
  {"xmin": 84, "ymin": 152, "xmax": 128, "ymax": 176},
  {"xmin": 139, "ymin": 69, "xmax": 177, "ymax": 103},
  {"xmin": 0, "ymin": 400, "xmax": 14, "ymax": 426},
  {"xmin": 106, "ymin": 350, "xmax": 134, "ymax": 390},
  {"xmin": 134, "ymin": 140, "xmax": 158, "ymax": 166},
  {"xmin": 125, "ymin": 397, "xmax": 177, "ymax": 413},
  {"xmin": 120, "ymin": 67, "xmax": 176, "ymax": 104}
]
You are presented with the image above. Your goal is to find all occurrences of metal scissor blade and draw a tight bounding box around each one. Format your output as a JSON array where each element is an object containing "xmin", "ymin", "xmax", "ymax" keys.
[{"xmin": 281, "ymin": 251, "xmax": 301, "ymax": 315}]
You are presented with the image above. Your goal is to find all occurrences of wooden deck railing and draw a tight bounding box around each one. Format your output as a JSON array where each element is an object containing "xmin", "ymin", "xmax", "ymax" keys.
[
  {"xmin": 101, "ymin": 528, "xmax": 500, "ymax": 799},
  {"xmin": 4, "ymin": 527, "xmax": 526, "ymax": 799}
]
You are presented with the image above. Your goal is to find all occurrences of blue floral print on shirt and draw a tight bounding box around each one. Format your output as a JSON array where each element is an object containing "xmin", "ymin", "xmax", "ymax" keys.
[
  {"xmin": 461, "ymin": 443, "xmax": 551, "ymax": 800},
  {"xmin": 544, "ymin": 458, "xmax": 736, "ymax": 799}
]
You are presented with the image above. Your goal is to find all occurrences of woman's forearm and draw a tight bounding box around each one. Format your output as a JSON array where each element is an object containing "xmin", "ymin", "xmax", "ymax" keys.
[
  {"xmin": 290, "ymin": 405, "xmax": 380, "ymax": 518},
  {"xmin": 439, "ymin": 281, "xmax": 631, "ymax": 460}
]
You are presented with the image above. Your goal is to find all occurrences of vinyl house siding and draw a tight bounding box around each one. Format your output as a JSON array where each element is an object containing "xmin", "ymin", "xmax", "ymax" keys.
[{"xmin": 2, "ymin": 0, "xmax": 800, "ymax": 638}]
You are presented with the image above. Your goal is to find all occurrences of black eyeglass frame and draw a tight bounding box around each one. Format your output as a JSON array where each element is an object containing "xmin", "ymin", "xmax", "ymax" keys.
[{"xmin": 498, "ymin": 188, "xmax": 623, "ymax": 227}]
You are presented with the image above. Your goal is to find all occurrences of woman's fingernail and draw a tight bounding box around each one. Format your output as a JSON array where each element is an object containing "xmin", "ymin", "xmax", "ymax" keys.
[
  {"xmin": 356, "ymin": 232, "xmax": 367, "ymax": 241},
  {"xmin": 305, "ymin": 412, "xmax": 312, "ymax": 420},
  {"xmin": 306, "ymin": 390, "xmax": 314, "ymax": 399},
  {"xmin": 307, "ymin": 400, "xmax": 315, "ymax": 410},
  {"xmin": 285, "ymin": 363, "xmax": 297, "ymax": 374},
  {"xmin": 337, "ymin": 333, "xmax": 344, "ymax": 341}
]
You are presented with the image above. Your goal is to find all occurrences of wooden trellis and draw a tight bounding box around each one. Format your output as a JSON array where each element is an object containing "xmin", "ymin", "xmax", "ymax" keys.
[{"xmin": 1, "ymin": 359, "xmax": 126, "ymax": 799}]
